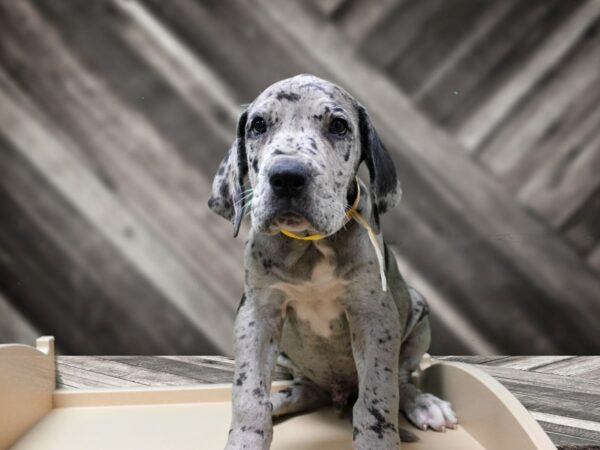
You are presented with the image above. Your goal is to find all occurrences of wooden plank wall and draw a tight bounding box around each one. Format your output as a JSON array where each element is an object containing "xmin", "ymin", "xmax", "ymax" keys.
[{"xmin": 0, "ymin": 0, "xmax": 598, "ymax": 355}]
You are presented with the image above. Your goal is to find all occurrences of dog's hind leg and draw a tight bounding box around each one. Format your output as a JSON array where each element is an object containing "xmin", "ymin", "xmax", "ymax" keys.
[
  {"xmin": 271, "ymin": 377, "xmax": 329, "ymax": 417},
  {"xmin": 398, "ymin": 288, "xmax": 458, "ymax": 432}
]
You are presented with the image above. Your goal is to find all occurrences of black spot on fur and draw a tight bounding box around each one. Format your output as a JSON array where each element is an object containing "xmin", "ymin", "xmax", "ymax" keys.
[
  {"xmin": 353, "ymin": 427, "xmax": 361, "ymax": 440},
  {"xmin": 262, "ymin": 258, "xmax": 273, "ymax": 271},
  {"xmin": 273, "ymin": 149, "xmax": 284, "ymax": 155},
  {"xmin": 368, "ymin": 406, "xmax": 396, "ymax": 439},
  {"xmin": 276, "ymin": 91, "xmax": 300, "ymax": 102},
  {"xmin": 252, "ymin": 388, "xmax": 262, "ymax": 397},
  {"xmin": 252, "ymin": 158, "xmax": 259, "ymax": 173},
  {"xmin": 313, "ymin": 114, "xmax": 323, "ymax": 121},
  {"xmin": 235, "ymin": 371, "xmax": 247, "ymax": 386},
  {"xmin": 255, "ymin": 429, "xmax": 264, "ymax": 438},
  {"xmin": 219, "ymin": 181, "xmax": 229, "ymax": 199}
]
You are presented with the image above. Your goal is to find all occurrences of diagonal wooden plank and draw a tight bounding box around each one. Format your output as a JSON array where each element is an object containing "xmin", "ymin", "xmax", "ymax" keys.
[
  {"xmin": 59, "ymin": 356, "xmax": 204, "ymax": 387},
  {"xmin": 561, "ymin": 187, "xmax": 600, "ymax": 256},
  {"xmin": 0, "ymin": 1, "xmax": 256, "ymax": 352},
  {"xmin": 588, "ymin": 242, "xmax": 600, "ymax": 274},
  {"xmin": 0, "ymin": 71, "xmax": 232, "ymax": 353},
  {"xmin": 388, "ymin": 0, "xmax": 496, "ymax": 95},
  {"xmin": 477, "ymin": 26, "xmax": 600, "ymax": 180},
  {"xmin": 519, "ymin": 126, "xmax": 600, "ymax": 228},
  {"xmin": 534, "ymin": 357, "xmax": 600, "ymax": 377},
  {"xmin": 114, "ymin": 0, "xmax": 240, "ymax": 140},
  {"xmin": 142, "ymin": 0, "xmax": 318, "ymax": 101},
  {"xmin": 457, "ymin": 0, "xmax": 600, "ymax": 150},
  {"xmin": 391, "ymin": 247, "xmax": 499, "ymax": 354},
  {"xmin": 0, "ymin": 291, "xmax": 39, "ymax": 345},
  {"xmin": 104, "ymin": 356, "xmax": 239, "ymax": 384},
  {"xmin": 533, "ymin": 412, "xmax": 600, "ymax": 445},
  {"xmin": 254, "ymin": 0, "xmax": 600, "ymax": 352},
  {"xmin": 334, "ymin": 0, "xmax": 400, "ymax": 44},
  {"xmin": 412, "ymin": 0, "xmax": 517, "ymax": 101},
  {"xmin": 472, "ymin": 364, "xmax": 600, "ymax": 398},
  {"xmin": 56, "ymin": 363, "xmax": 147, "ymax": 389},
  {"xmin": 23, "ymin": 0, "xmax": 246, "ymax": 279},
  {"xmin": 434, "ymin": 356, "xmax": 510, "ymax": 365},
  {"xmin": 358, "ymin": 0, "xmax": 444, "ymax": 69},
  {"xmin": 484, "ymin": 356, "xmax": 576, "ymax": 371},
  {"xmin": 415, "ymin": 0, "xmax": 574, "ymax": 130},
  {"xmin": 0, "ymin": 131, "xmax": 216, "ymax": 354}
]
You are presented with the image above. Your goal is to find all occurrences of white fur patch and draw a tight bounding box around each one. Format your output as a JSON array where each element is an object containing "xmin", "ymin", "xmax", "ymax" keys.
[{"xmin": 272, "ymin": 242, "xmax": 346, "ymax": 337}]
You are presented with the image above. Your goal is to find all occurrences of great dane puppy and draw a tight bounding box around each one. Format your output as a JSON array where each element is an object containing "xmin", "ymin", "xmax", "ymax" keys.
[{"xmin": 209, "ymin": 74, "xmax": 457, "ymax": 450}]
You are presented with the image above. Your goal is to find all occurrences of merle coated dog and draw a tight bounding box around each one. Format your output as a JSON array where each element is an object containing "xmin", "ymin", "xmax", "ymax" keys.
[{"xmin": 209, "ymin": 74, "xmax": 457, "ymax": 449}]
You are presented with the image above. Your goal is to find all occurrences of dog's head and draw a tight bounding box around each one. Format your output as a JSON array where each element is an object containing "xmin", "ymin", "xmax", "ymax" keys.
[{"xmin": 208, "ymin": 74, "xmax": 401, "ymax": 237}]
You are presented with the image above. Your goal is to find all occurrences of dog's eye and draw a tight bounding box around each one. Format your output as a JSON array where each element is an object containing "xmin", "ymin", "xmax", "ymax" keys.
[
  {"xmin": 329, "ymin": 117, "xmax": 348, "ymax": 135},
  {"xmin": 250, "ymin": 117, "xmax": 267, "ymax": 135}
]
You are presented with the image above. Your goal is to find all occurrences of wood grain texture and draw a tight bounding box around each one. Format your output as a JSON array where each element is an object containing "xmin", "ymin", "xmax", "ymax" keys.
[
  {"xmin": 0, "ymin": 0, "xmax": 598, "ymax": 355},
  {"xmin": 259, "ymin": 0, "xmax": 600, "ymax": 354}
]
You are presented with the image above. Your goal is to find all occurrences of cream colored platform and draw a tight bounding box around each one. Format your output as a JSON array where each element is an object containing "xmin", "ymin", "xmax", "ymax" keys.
[{"xmin": 0, "ymin": 337, "xmax": 556, "ymax": 449}]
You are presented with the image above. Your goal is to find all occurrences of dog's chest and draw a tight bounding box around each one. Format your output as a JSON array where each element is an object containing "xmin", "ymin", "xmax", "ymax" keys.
[{"xmin": 272, "ymin": 243, "xmax": 347, "ymax": 337}]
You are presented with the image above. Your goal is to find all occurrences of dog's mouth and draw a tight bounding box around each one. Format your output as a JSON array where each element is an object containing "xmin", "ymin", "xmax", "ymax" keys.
[{"xmin": 273, "ymin": 211, "xmax": 311, "ymax": 232}]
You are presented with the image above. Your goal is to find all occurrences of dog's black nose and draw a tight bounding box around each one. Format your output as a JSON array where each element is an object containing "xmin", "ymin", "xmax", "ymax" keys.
[{"xmin": 269, "ymin": 160, "xmax": 309, "ymax": 198}]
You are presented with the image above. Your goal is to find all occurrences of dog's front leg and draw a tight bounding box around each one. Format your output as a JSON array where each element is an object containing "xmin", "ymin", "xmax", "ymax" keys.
[
  {"xmin": 346, "ymin": 292, "xmax": 402, "ymax": 449},
  {"xmin": 225, "ymin": 291, "xmax": 284, "ymax": 450}
]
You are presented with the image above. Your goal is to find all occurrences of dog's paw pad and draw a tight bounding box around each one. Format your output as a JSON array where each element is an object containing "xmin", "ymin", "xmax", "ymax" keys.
[{"xmin": 403, "ymin": 393, "xmax": 458, "ymax": 432}]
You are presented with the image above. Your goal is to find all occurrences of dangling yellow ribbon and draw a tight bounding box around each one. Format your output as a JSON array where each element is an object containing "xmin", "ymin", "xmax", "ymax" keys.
[{"xmin": 279, "ymin": 179, "xmax": 388, "ymax": 291}]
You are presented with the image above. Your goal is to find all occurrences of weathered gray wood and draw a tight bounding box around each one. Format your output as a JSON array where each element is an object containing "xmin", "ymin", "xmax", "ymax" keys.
[
  {"xmin": 142, "ymin": 0, "xmax": 321, "ymax": 101},
  {"xmin": 588, "ymin": 243, "xmax": 600, "ymax": 273},
  {"xmin": 358, "ymin": 0, "xmax": 445, "ymax": 69},
  {"xmin": 60, "ymin": 356, "xmax": 212, "ymax": 387},
  {"xmin": 434, "ymin": 356, "xmax": 510, "ymax": 365},
  {"xmin": 307, "ymin": 0, "xmax": 349, "ymax": 17},
  {"xmin": 457, "ymin": 0, "xmax": 597, "ymax": 149},
  {"xmin": 533, "ymin": 413, "xmax": 600, "ymax": 447},
  {"xmin": 412, "ymin": 0, "xmax": 517, "ymax": 102},
  {"xmin": 486, "ymin": 356, "xmax": 576, "ymax": 371},
  {"xmin": 561, "ymin": 189, "xmax": 600, "ymax": 257},
  {"xmin": 0, "ymin": 0, "xmax": 598, "ymax": 358},
  {"xmin": 0, "ymin": 0, "xmax": 244, "ymax": 314},
  {"xmin": 519, "ymin": 126, "xmax": 600, "ymax": 229},
  {"xmin": 56, "ymin": 362, "xmax": 147, "ymax": 389},
  {"xmin": 255, "ymin": 0, "xmax": 600, "ymax": 353},
  {"xmin": 421, "ymin": 0, "xmax": 581, "ymax": 130},
  {"xmin": 471, "ymin": 365, "xmax": 600, "ymax": 399},
  {"xmin": 0, "ymin": 291, "xmax": 39, "ymax": 345},
  {"xmin": 0, "ymin": 128, "xmax": 216, "ymax": 354},
  {"xmin": 534, "ymin": 357, "xmax": 600, "ymax": 377},
  {"xmin": 334, "ymin": 0, "xmax": 399, "ymax": 44},
  {"xmin": 477, "ymin": 25, "xmax": 600, "ymax": 181},
  {"xmin": 387, "ymin": 0, "xmax": 492, "ymax": 94}
]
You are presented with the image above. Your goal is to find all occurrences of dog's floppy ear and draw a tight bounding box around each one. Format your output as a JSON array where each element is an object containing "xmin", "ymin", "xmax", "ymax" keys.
[
  {"xmin": 358, "ymin": 106, "xmax": 401, "ymax": 225},
  {"xmin": 208, "ymin": 111, "xmax": 248, "ymax": 237}
]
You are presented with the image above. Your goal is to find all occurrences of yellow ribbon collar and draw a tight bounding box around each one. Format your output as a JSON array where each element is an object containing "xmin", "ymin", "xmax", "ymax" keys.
[
  {"xmin": 278, "ymin": 179, "xmax": 388, "ymax": 291},
  {"xmin": 279, "ymin": 179, "xmax": 361, "ymax": 241}
]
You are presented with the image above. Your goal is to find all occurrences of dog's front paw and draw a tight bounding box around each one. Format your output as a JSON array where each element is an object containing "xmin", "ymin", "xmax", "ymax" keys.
[
  {"xmin": 401, "ymin": 393, "xmax": 458, "ymax": 432},
  {"xmin": 225, "ymin": 426, "xmax": 272, "ymax": 450}
]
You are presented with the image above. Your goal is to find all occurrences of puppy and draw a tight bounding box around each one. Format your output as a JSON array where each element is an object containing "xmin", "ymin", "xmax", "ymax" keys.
[{"xmin": 209, "ymin": 74, "xmax": 457, "ymax": 449}]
